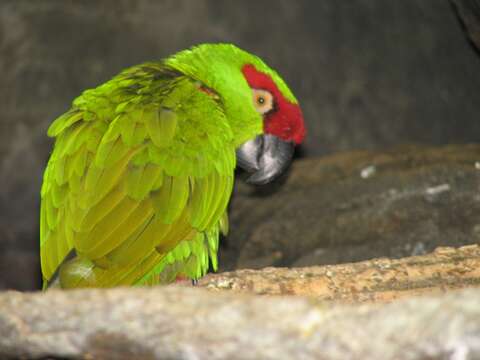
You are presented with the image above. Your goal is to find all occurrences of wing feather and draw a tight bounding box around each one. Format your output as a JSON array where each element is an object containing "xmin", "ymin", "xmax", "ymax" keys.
[{"xmin": 40, "ymin": 65, "xmax": 236, "ymax": 287}]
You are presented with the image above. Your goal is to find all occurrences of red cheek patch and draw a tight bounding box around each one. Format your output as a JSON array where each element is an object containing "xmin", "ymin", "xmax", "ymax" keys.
[{"xmin": 242, "ymin": 64, "xmax": 305, "ymax": 144}]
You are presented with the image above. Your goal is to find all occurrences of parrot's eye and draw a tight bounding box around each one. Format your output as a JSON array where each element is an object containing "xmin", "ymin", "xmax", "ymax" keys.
[{"xmin": 252, "ymin": 89, "xmax": 274, "ymax": 115}]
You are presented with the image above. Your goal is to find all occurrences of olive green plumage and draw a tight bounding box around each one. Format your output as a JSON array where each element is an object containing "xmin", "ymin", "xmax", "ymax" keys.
[{"xmin": 40, "ymin": 43, "xmax": 296, "ymax": 288}]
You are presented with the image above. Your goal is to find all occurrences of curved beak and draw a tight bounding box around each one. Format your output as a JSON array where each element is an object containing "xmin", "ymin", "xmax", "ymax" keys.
[{"xmin": 236, "ymin": 134, "xmax": 295, "ymax": 185}]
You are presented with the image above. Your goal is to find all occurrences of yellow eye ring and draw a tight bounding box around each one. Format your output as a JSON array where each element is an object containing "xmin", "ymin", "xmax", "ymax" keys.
[{"xmin": 252, "ymin": 89, "xmax": 273, "ymax": 115}]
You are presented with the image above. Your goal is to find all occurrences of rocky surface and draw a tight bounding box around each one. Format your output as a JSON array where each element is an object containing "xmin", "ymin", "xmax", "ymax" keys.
[
  {"xmin": 1, "ymin": 1, "xmax": 480, "ymax": 290},
  {"xmin": 201, "ymin": 245, "xmax": 480, "ymax": 302},
  {"xmin": 2, "ymin": 143, "xmax": 480, "ymax": 290},
  {"xmin": 0, "ymin": 286, "xmax": 479, "ymax": 359},
  {"xmin": 452, "ymin": 0, "xmax": 480, "ymax": 51},
  {"xmin": 2, "ymin": 245, "xmax": 480, "ymax": 359},
  {"xmin": 221, "ymin": 144, "xmax": 480, "ymax": 270}
]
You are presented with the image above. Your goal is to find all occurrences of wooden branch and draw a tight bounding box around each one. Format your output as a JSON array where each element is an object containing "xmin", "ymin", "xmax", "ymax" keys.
[
  {"xmin": 196, "ymin": 244, "xmax": 480, "ymax": 302},
  {"xmin": 0, "ymin": 286, "xmax": 479, "ymax": 359}
]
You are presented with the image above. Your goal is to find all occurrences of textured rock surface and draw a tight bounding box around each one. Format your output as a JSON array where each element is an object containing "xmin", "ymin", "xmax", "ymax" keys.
[
  {"xmin": 202, "ymin": 245, "xmax": 480, "ymax": 302},
  {"xmin": 452, "ymin": 0, "xmax": 480, "ymax": 50},
  {"xmin": 1, "ymin": 1, "xmax": 480, "ymax": 290},
  {"xmin": 222, "ymin": 144, "xmax": 480, "ymax": 270},
  {"xmin": 1, "ymin": 287, "xmax": 480, "ymax": 359},
  {"xmin": 2, "ymin": 243, "xmax": 480, "ymax": 358}
]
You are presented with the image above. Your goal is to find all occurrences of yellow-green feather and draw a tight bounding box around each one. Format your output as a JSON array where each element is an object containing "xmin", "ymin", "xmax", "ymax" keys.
[{"xmin": 40, "ymin": 60, "xmax": 239, "ymax": 288}]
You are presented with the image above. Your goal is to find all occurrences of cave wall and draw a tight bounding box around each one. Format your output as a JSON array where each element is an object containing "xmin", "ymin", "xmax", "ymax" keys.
[{"xmin": 0, "ymin": 0, "xmax": 479, "ymax": 290}]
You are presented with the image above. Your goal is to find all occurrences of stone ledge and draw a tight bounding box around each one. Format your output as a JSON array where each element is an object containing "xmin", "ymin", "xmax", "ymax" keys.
[
  {"xmin": 1, "ymin": 245, "xmax": 480, "ymax": 359},
  {"xmin": 197, "ymin": 244, "xmax": 480, "ymax": 302}
]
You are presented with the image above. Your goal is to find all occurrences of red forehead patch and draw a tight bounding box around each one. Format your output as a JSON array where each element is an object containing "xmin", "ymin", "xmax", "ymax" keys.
[{"xmin": 242, "ymin": 64, "xmax": 305, "ymax": 144}]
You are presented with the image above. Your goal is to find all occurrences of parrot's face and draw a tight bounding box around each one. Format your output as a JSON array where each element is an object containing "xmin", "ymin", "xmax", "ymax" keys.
[
  {"xmin": 165, "ymin": 43, "xmax": 305, "ymax": 185},
  {"xmin": 236, "ymin": 64, "xmax": 305, "ymax": 185}
]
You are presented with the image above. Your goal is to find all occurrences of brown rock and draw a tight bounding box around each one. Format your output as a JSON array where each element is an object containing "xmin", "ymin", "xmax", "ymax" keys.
[
  {"xmin": 223, "ymin": 144, "xmax": 480, "ymax": 270},
  {"xmin": 203, "ymin": 244, "xmax": 480, "ymax": 303}
]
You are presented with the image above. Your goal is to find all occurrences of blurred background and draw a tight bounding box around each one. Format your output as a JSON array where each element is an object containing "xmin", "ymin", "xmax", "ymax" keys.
[{"xmin": 1, "ymin": 0, "xmax": 479, "ymax": 290}]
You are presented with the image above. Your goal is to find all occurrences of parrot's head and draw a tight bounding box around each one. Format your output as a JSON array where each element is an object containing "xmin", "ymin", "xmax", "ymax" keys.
[{"xmin": 165, "ymin": 43, "xmax": 305, "ymax": 185}]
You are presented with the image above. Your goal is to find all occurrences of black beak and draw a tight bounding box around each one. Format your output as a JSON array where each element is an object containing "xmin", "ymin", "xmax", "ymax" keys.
[{"xmin": 236, "ymin": 134, "xmax": 295, "ymax": 185}]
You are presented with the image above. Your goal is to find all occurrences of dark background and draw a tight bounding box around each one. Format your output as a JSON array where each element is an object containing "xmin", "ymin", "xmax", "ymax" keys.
[{"xmin": 0, "ymin": 0, "xmax": 479, "ymax": 290}]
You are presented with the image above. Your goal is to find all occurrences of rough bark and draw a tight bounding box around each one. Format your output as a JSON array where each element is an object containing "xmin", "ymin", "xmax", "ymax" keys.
[
  {"xmin": 0, "ymin": 287, "xmax": 479, "ymax": 360},
  {"xmin": 199, "ymin": 244, "xmax": 480, "ymax": 302}
]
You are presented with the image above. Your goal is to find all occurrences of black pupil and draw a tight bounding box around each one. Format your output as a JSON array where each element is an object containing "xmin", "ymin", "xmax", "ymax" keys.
[{"xmin": 258, "ymin": 96, "xmax": 265, "ymax": 104}]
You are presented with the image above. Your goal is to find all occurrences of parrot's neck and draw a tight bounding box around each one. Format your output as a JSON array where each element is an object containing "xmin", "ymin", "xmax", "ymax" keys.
[{"xmin": 165, "ymin": 44, "xmax": 264, "ymax": 148}]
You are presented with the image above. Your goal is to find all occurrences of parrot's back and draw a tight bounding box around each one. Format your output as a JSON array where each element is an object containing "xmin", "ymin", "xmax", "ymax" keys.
[{"xmin": 40, "ymin": 62, "xmax": 234, "ymax": 288}]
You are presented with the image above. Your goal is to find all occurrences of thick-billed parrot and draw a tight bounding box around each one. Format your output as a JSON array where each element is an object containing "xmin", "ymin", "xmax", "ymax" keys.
[{"xmin": 40, "ymin": 43, "xmax": 305, "ymax": 289}]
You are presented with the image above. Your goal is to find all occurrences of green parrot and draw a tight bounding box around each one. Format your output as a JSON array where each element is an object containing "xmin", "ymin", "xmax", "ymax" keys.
[{"xmin": 40, "ymin": 43, "xmax": 305, "ymax": 289}]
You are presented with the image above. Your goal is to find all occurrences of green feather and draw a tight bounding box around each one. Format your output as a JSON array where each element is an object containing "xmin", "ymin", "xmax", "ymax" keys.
[
  {"xmin": 219, "ymin": 211, "xmax": 229, "ymax": 236},
  {"xmin": 70, "ymin": 146, "xmax": 88, "ymax": 177},
  {"xmin": 151, "ymin": 175, "xmax": 190, "ymax": 224},
  {"xmin": 145, "ymin": 107, "xmax": 177, "ymax": 147},
  {"xmin": 40, "ymin": 43, "xmax": 300, "ymax": 288},
  {"xmin": 48, "ymin": 110, "xmax": 84, "ymax": 137},
  {"xmin": 126, "ymin": 164, "xmax": 163, "ymax": 200},
  {"xmin": 74, "ymin": 185, "xmax": 125, "ymax": 232}
]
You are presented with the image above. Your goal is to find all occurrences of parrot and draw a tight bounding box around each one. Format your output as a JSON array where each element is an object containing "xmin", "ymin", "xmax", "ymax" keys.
[{"xmin": 40, "ymin": 43, "xmax": 305, "ymax": 289}]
